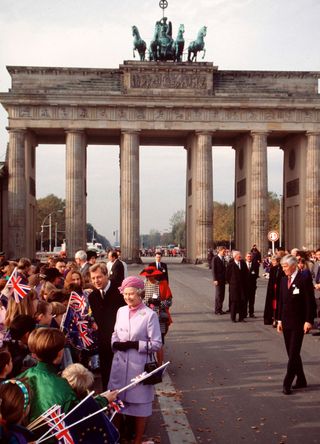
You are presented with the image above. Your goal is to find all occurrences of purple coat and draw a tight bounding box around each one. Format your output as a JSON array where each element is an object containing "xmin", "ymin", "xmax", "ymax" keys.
[{"xmin": 108, "ymin": 304, "xmax": 162, "ymax": 403}]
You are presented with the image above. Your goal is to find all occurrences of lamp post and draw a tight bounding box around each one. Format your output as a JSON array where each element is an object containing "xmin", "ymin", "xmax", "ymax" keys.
[{"xmin": 41, "ymin": 209, "xmax": 64, "ymax": 252}]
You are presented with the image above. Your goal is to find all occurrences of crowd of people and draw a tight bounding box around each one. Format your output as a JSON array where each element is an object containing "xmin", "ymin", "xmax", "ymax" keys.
[
  {"xmin": 0, "ymin": 249, "xmax": 173, "ymax": 444},
  {"xmin": 211, "ymin": 244, "xmax": 319, "ymax": 394}
]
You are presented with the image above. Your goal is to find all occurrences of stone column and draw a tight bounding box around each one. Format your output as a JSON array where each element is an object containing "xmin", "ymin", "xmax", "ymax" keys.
[
  {"xmin": 65, "ymin": 130, "xmax": 87, "ymax": 258},
  {"xmin": 250, "ymin": 132, "xmax": 268, "ymax": 255},
  {"xmin": 120, "ymin": 131, "xmax": 140, "ymax": 262},
  {"xmin": 7, "ymin": 129, "xmax": 27, "ymax": 258},
  {"xmin": 305, "ymin": 132, "xmax": 320, "ymax": 249},
  {"xmin": 195, "ymin": 132, "xmax": 213, "ymax": 262}
]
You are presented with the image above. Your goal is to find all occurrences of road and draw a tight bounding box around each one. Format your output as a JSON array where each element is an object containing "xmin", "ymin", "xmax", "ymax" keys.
[{"xmin": 127, "ymin": 263, "xmax": 320, "ymax": 444}]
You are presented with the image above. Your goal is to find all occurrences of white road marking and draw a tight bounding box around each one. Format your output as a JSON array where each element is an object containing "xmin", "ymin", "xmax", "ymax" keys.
[{"xmin": 156, "ymin": 372, "xmax": 198, "ymax": 444}]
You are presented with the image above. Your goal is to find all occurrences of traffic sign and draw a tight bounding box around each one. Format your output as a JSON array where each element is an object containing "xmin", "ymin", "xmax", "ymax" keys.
[{"xmin": 268, "ymin": 231, "xmax": 279, "ymax": 242}]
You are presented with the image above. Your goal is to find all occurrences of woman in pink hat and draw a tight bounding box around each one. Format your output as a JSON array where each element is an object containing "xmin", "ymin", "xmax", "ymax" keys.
[{"xmin": 108, "ymin": 276, "xmax": 162, "ymax": 444}]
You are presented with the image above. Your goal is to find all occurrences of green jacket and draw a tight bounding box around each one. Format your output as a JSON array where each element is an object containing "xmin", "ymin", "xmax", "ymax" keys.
[{"xmin": 19, "ymin": 361, "xmax": 78, "ymax": 422}]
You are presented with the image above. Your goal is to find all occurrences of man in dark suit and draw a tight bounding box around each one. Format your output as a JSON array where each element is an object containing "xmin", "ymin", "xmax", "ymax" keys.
[
  {"xmin": 244, "ymin": 251, "xmax": 260, "ymax": 318},
  {"xmin": 226, "ymin": 250, "xmax": 247, "ymax": 322},
  {"xmin": 89, "ymin": 263, "xmax": 125, "ymax": 389},
  {"xmin": 149, "ymin": 252, "xmax": 169, "ymax": 282},
  {"xmin": 108, "ymin": 250, "xmax": 125, "ymax": 288},
  {"xmin": 212, "ymin": 246, "xmax": 227, "ymax": 314},
  {"xmin": 277, "ymin": 254, "xmax": 316, "ymax": 395}
]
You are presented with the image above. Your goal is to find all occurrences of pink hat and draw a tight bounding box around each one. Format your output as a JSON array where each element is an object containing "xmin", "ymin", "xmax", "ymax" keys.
[{"xmin": 118, "ymin": 276, "xmax": 145, "ymax": 294}]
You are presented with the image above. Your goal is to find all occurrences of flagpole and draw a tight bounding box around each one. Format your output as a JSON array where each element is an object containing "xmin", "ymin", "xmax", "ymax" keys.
[
  {"xmin": 100, "ymin": 361, "xmax": 170, "ymax": 397},
  {"xmin": 36, "ymin": 390, "xmax": 95, "ymax": 443},
  {"xmin": 37, "ymin": 404, "xmax": 111, "ymax": 443}
]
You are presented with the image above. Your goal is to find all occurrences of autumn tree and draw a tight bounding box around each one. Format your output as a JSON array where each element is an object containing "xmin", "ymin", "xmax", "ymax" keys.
[
  {"xmin": 170, "ymin": 210, "xmax": 185, "ymax": 247},
  {"xmin": 213, "ymin": 202, "xmax": 234, "ymax": 243}
]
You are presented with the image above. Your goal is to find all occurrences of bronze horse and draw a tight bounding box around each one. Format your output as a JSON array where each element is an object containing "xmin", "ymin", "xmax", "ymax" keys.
[
  {"xmin": 132, "ymin": 25, "xmax": 146, "ymax": 61},
  {"xmin": 188, "ymin": 26, "xmax": 207, "ymax": 62}
]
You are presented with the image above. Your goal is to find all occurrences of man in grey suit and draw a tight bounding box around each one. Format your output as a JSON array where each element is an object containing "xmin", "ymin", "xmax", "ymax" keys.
[{"xmin": 277, "ymin": 254, "xmax": 316, "ymax": 394}]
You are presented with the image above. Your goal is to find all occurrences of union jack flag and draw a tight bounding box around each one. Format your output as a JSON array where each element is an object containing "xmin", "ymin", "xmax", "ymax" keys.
[
  {"xmin": 108, "ymin": 399, "xmax": 124, "ymax": 416},
  {"xmin": 43, "ymin": 406, "xmax": 75, "ymax": 444},
  {"xmin": 6, "ymin": 268, "xmax": 31, "ymax": 303},
  {"xmin": 77, "ymin": 320, "xmax": 94, "ymax": 348},
  {"xmin": 69, "ymin": 291, "xmax": 87, "ymax": 315}
]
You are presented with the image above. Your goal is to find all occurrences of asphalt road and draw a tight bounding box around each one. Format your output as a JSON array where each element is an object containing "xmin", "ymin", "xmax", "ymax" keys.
[{"xmin": 127, "ymin": 263, "xmax": 320, "ymax": 444}]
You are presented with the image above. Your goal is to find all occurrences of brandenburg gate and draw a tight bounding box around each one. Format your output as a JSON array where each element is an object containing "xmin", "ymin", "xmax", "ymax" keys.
[{"xmin": 0, "ymin": 61, "xmax": 320, "ymax": 261}]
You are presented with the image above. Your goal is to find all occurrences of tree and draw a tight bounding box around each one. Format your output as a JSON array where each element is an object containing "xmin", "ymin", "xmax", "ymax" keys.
[
  {"xmin": 213, "ymin": 202, "xmax": 234, "ymax": 244},
  {"xmin": 36, "ymin": 194, "xmax": 111, "ymax": 251},
  {"xmin": 170, "ymin": 210, "xmax": 185, "ymax": 247},
  {"xmin": 36, "ymin": 194, "xmax": 65, "ymax": 251},
  {"xmin": 268, "ymin": 191, "xmax": 280, "ymax": 232}
]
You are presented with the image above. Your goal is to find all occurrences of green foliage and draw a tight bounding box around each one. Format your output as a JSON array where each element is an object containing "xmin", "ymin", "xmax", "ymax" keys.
[
  {"xmin": 213, "ymin": 202, "xmax": 234, "ymax": 243},
  {"xmin": 87, "ymin": 223, "xmax": 111, "ymax": 249},
  {"xmin": 170, "ymin": 210, "xmax": 185, "ymax": 247},
  {"xmin": 212, "ymin": 192, "xmax": 281, "ymax": 243},
  {"xmin": 36, "ymin": 194, "xmax": 110, "ymax": 250}
]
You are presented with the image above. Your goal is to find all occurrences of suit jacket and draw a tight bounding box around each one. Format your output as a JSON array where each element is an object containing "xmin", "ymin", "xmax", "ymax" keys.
[
  {"xmin": 278, "ymin": 270, "xmax": 316, "ymax": 330},
  {"xmin": 109, "ymin": 259, "xmax": 125, "ymax": 288},
  {"xmin": 212, "ymin": 255, "xmax": 226, "ymax": 284},
  {"xmin": 226, "ymin": 259, "xmax": 247, "ymax": 302},
  {"xmin": 244, "ymin": 261, "xmax": 260, "ymax": 291},
  {"xmin": 88, "ymin": 282, "xmax": 125, "ymax": 341},
  {"xmin": 149, "ymin": 261, "xmax": 169, "ymax": 282}
]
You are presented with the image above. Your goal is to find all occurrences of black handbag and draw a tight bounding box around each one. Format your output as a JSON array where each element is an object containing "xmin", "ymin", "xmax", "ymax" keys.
[{"xmin": 143, "ymin": 341, "xmax": 162, "ymax": 385}]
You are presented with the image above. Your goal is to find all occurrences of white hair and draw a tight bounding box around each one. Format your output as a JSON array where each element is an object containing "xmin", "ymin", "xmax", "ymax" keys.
[
  {"xmin": 280, "ymin": 254, "xmax": 298, "ymax": 267},
  {"xmin": 75, "ymin": 250, "xmax": 87, "ymax": 261}
]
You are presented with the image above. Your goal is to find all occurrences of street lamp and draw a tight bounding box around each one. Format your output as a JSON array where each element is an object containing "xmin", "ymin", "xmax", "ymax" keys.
[{"xmin": 40, "ymin": 209, "xmax": 64, "ymax": 252}]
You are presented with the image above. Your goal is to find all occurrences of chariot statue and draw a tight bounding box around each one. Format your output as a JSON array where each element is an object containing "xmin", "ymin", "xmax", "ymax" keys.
[{"xmin": 131, "ymin": 0, "xmax": 206, "ymax": 63}]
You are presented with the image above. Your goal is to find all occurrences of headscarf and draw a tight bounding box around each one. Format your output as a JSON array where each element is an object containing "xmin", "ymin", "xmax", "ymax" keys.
[{"xmin": 118, "ymin": 276, "xmax": 144, "ymax": 294}]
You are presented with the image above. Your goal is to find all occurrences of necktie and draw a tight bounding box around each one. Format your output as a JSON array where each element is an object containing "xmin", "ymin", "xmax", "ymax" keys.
[
  {"xmin": 287, "ymin": 276, "xmax": 291, "ymax": 289},
  {"xmin": 100, "ymin": 290, "xmax": 105, "ymax": 299},
  {"xmin": 248, "ymin": 263, "xmax": 251, "ymax": 271}
]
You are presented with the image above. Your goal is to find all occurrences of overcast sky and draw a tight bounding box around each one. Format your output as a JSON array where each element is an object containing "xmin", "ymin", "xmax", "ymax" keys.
[{"xmin": 0, "ymin": 0, "xmax": 319, "ymax": 244}]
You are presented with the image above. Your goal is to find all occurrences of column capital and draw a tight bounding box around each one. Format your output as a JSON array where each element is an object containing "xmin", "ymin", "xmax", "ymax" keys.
[
  {"xmin": 195, "ymin": 131, "xmax": 214, "ymax": 137},
  {"xmin": 6, "ymin": 127, "xmax": 27, "ymax": 134},
  {"xmin": 121, "ymin": 129, "xmax": 141, "ymax": 136},
  {"xmin": 64, "ymin": 128, "xmax": 86, "ymax": 135},
  {"xmin": 251, "ymin": 130, "xmax": 270, "ymax": 138},
  {"xmin": 306, "ymin": 131, "xmax": 320, "ymax": 137}
]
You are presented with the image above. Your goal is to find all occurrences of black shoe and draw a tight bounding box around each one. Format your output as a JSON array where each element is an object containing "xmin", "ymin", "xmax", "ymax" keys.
[
  {"xmin": 312, "ymin": 331, "xmax": 320, "ymax": 336},
  {"xmin": 219, "ymin": 311, "xmax": 226, "ymax": 315},
  {"xmin": 249, "ymin": 314, "xmax": 256, "ymax": 318},
  {"xmin": 225, "ymin": 309, "xmax": 230, "ymax": 313},
  {"xmin": 292, "ymin": 382, "xmax": 307, "ymax": 389},
  {"xmin": 239, "ymin": 319, "xmax": 246, "ymax": 322},
  {"xmin": 231, "ymin": 319, "xmax": 237, "ymax": 323},
  {"xmin": 283, "ymin": 387, "xmax": 292, "ymax": 395}
]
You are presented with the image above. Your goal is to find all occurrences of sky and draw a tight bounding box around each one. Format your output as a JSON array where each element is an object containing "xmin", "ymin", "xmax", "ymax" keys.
[{"xmin": 0, "ymin": 0, "xmax": 319, "ymax": 244}]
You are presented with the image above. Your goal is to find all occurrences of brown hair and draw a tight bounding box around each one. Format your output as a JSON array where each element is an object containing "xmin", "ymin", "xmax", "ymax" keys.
[
  {"xmin": 28, "ymin": 328, "xmax": 65, "ymax": 363},
  {"xmin": 51, "ymin": 301, "xmax": 66, "ymax": 317},
  {"xmin": 89, "ymin": 263, "xmax": 108, "ymax": 275},
  {"xmin": 0, "ymin": 350, "xmax": 11, "ymax": 373},
  {"xmin": 4, "ymin": 289, "xmax": 38, "ymax": 327},
  {"xmin": 0, "ymin": 381, "xmax": 28, "ymax": 425},
  {"xmin": 34, "ymin": 300, "xmax": 51, "ymax": 321},
  {"xmin": 64, "ymin": 270, "xmax": 84, "ymax": 289}
]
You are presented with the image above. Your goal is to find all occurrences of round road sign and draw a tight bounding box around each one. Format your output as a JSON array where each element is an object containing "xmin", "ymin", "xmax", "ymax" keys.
[{"xmin": 268, "ymin": 231, "xmax": 279, "ymax": 242}]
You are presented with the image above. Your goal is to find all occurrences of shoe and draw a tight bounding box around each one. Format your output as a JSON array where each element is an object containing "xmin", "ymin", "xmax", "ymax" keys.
[
  {"xmin": 219, "ymin": 311, "xmax": 226, "ymax": 315},
  {"xmin": 283, "ymin": 387, "xmax": 292, "ymax": 395},
  {"xmin": 312, "ymin": 331, "xmax": 320, "ymax": 336},
  {"xmin": 249, "ymin": 314, "xmax": 256, "ymax": 318},
  {"xmin": 292, "ymin": 382, "xmax": 307, "ymax": 389},
  {"xmin": 231, "ymin": 320, "xmax": 237, "ymax": 323},
  {"xmin": 239, "ymin": 319, "xmax": 246, "ymax": 322},
  {"xmin": 225, "ymin": 309, "xmax": 230, "ymax": 313}
]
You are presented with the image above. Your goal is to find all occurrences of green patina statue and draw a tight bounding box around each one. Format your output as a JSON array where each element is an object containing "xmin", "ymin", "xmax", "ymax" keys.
[
  {"xmin": 131, "ymin": 0, "xmax": 206, "ymax": 62},
  {"xmin": 132, "ymin": 25, "xmax": 146, "ymax": 61}
]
